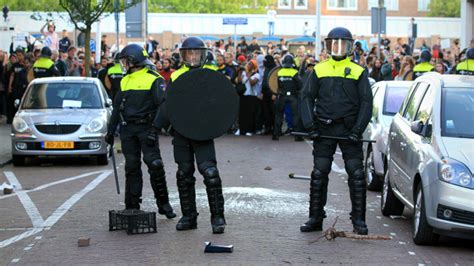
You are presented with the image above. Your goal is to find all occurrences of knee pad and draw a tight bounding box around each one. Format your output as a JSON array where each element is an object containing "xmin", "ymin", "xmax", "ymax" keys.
[
  {"xmin": 149, "ymin": 159, "xmax": 164, "ymax": 171},
  {"xmin": 345, "ymin": 159, "xmax": 363, "ymax": 177},
  {"xmin": 202, "ymin": 167, "xmax": 221, "ymax": 188},
  {"xmin": 313, "ymin": 157, "xmax": 332, "ymax": 176},
  {"xmin": 177, "ymin": 162, "xmax": 195, "ymax": 177}
]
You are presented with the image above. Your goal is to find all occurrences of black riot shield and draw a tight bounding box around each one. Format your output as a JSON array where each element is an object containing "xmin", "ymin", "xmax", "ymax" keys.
[{"xmin": 166, "ymin": 68, "xmax": 239, "ymax": 141}]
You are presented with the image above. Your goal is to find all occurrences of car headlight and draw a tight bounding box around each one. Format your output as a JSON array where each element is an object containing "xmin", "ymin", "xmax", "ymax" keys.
[
  {"xmin": 12, "ymin": 117, "xmax": 31, "ymax": 133},
  {"xmin": 85, "ymin": 117, "xmax": 105, "ymax": 133},
  {"xmin": 439, "ymin": 158, "xmax": 473, "ymax": 189}
]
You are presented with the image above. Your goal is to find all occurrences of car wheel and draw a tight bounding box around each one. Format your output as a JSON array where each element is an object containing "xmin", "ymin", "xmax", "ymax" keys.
[
  {"xmin": 97, "ymin": 154, "xmax": 109, "ymax": 165},
  {"xmin": 365, "ymin": 146, "xmax": 382, "ymax": 191},
  {"xmin": 381, "ymin": 168, "xmax": 404, "ymax": 216},
  {"xmin": 413, "ymin": 183, "xmax": 439, "ymax": 245},
  {"xmin": 12, "ymin": 155, "xmax": 26, "ymax": 167}
]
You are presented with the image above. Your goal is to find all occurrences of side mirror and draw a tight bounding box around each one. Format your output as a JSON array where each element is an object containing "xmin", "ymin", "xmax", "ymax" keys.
[
  {"xmin": 410, "ymin": 120, "xmax": 424, "ymax": 135},
  {"xmin": 106, "ymin": 98, "xmax": 112, "ymax": 107},
  {"xmin": 14, "ymin": 99, "xmax": 20, "ymax": 109}
]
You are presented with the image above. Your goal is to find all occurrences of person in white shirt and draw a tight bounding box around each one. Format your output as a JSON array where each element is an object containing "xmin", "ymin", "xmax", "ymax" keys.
[
  {"xmin": 41, "ymin": 22, "xmax": 59, "ymax": 50},
  {"xmin": 237, "ymin": 59, "xmax": 261, "ymax": 136},
  {"xmin": 267, "ymin": 8, "xmax": 277, "ymax": 36}
]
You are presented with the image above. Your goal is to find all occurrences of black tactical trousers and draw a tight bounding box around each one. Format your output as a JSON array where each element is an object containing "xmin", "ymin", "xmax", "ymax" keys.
[
  {"xmin": 172, "ymin": 131, "xmax": 225, "ymax": 221},
  {"xmin": 273, "ymin": 94, "xmax": 299, "ymax": 136},
  {"xmin": 309, "ymin": 122, "xmax": 366, "ymax": 225},
  {"xmin": 120, "ymin": 123, "xmax": 169, "ymax": 209}
]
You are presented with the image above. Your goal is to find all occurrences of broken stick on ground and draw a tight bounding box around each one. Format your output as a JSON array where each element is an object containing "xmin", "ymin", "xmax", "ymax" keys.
[{"xmin": 309, "ymin": 217, "xmax": 392, "ymax": 243}]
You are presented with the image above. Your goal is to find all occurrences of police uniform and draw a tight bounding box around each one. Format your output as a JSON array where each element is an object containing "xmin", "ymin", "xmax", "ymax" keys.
[
  {"xmin": 105, "ymin": 63, "xmax": 124, "ymax": 102},
  {"xmin": 29, "ymin": 47, "xmax": 61, "ymax": 81},
  {"xmin": 167, "ymin": 37, "xmax": 226, "ymax": 234},
  {"xmin": 455, "ymin": 49, "xmax": 474, "ymax": 75},
  {"xmin": 300, "ymin": 27, "xmax": 373, "ymax": 235},
  {"xmin": 273, "ymin": 56, "xmax": 302, "ymax": 141},
  {"xmin": 107, "ymin": 44, "xmax": 175, "ymax": 218},
  {"xmin": 413, "ymin": 50, "xmax": 434, "ymax": 79}
]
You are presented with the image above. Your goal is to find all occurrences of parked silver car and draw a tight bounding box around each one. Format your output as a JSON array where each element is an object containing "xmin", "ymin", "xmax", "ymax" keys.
[
  {"xmin": 11, "ymin": 77, "xmax": 112, "ymax": 166},
  {"xmin": 363, "ymin": 81, "xmax": 412, "ymax": 191},
  {"xmin": 382, "ymin": 73, "xmax": 474, "ymax": 245}
]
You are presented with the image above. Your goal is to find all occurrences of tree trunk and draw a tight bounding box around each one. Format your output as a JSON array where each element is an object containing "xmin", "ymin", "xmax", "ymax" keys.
[{"xmin": 84, "ymin": 27, "xmax": 91, "ymax": 77}]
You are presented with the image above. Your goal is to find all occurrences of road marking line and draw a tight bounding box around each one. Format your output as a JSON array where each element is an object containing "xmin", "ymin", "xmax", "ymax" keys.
[
  {"xmin": 42, "ymin": 170, "xmax": 111, "ymax": 228},
  {"xmin": 11, "ymin": 258, "xmax": 20, "ymax": 263},
  {"xmin": 27, "ymin": 243, "xmax": 34, "ymax": 247},
  {"xmin": 0, "ymin": 170, "xmax": 105, "ymax": 200},
  {"xmin": 0, "ymin": 170, "xmax": 111, "ymax": 249},
  {"xmin": 4, "ymin": 172, "xmax": 44, "ymax": 228},
  {"xmin": 34, "ymin": 236, "xmax": 42, "ymax": 240},
  {"xmin": 23, "ymin": 246, "xmax": 32, "ymax": 251},
  {"xmin": 3, "ymin": 172, "xmax": 22, "ymax": 190}
]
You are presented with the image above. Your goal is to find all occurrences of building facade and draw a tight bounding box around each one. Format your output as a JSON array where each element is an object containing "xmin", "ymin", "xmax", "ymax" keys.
[{"xmin": 276, "ymin": 0, "xmax": 432, "ymax": 17}]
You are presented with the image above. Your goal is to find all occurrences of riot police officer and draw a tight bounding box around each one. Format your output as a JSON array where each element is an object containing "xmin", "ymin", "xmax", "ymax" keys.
[
  {"xmin": 28, "ymin": 46, "xmax": 61, "ymax": 82},
  {"xmin": 272, "ymin": 54, "xmax": 303, "ymax": 141},
  {"xmin": 104, "ymin": 52, "xmax": 124, "ymax": 102},
  {"xmin": 454, "ymin": 48, "xmax": 474, "ymax": 75},
  {"xmin": 105, "ymin": 44, "xmax": 176, "ymax": 218},
  {"xmin": 168, "ymin": 36, "xmax": 226, "ymax": 234},
  {"xmin": 413, "ymin": 50, "xmax": 434, "ymax": 79},
  {"xmin": 300, "ymin": 27, "xmax": 373, "ymax": 235}
]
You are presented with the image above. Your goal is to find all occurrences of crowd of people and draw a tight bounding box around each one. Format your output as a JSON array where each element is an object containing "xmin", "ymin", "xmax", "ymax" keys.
[{"xmin": 1, "ymin": 21, "xmax": 473, "ymax": 134}]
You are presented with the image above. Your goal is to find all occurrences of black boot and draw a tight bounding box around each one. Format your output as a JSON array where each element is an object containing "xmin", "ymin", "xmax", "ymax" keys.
[
  {"xmin": 124, "ymin": 172, "xmax": 143, "ymax": 210},
  {"xmin": 348, "ymin": 164, "xmax": 369, "ymax": 235},
  {"xmin": 176, "ymin": 170, "xmax": 198, "ymax": 231},
  {"xmin": 150, "ymin": 162, "xmax": 176, "ymax": 219},
  {"xmin": 203, "ymin": 167, "xmax": 226, "ymax": 234},
  {"xmin": 300, "ymin": 170, "xmax": 328, "ymax": 232}
]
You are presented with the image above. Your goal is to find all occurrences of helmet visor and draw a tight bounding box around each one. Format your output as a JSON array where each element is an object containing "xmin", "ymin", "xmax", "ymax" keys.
[
  {"xmin": 325, "ymin": 39, "xmax": 353, "ymax": 57},
  {"xmin": 180, "ymin": 49, "xmax": 207, "ymax": 67}
]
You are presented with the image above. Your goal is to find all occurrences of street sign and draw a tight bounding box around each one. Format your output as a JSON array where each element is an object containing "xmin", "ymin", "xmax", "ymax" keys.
[
  {"xmin": 371, "ymin": 7, "xmax": 386, "ymax": 34},
  {"xmin": 90, "ymin": 39, "xmax": 96, "ymax": 53},
  {"xmin": 125, "ymin": 0, "xmax": 146, "ymax": 38},
  {"xmin": 223, "ymin": 17, "xmax": 248, "ymax": 25}
]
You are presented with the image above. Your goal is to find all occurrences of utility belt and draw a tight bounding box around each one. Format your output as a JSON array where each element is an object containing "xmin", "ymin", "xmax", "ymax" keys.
[
  {"xmin": 124, "ymin": 114, "xmax": 153, "ymax": 125},
  {"xmin": 316, "ymin": 116, "xmax": 356, "ymax": 126},
  {"xmin": 278, "ymin": 90, "xmax": 297, "ymax": 96}
]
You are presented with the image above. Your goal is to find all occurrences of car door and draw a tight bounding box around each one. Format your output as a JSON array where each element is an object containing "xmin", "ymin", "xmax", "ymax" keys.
[
  {"xmin": 389, "ymin": 82, "xmax": 418, "ymax": 190},
  {"xmin": 395, "ymin": 82, "xmax": 429, "ymax": 200},
  {"xmin": 403, "ymin": 84, "xmax": 434, "ymax": 203}
]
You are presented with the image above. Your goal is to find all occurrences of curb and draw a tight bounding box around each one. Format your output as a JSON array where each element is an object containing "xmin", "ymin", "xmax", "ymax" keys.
[{"xmin": 0, "ymin": 158, "xmax": 12, "ymax": 168}]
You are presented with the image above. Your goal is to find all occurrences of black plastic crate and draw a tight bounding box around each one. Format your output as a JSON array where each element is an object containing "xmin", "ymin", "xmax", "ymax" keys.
[{"xmin": 109, "ymin": 209, "xmax": 157, "ymax": 234}]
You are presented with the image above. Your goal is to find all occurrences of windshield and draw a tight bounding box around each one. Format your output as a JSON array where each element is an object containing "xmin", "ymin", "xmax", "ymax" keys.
[
  {"xmin": 442, "ymin": 87, "xmax": 474, "ymax": 138},
  {"xmin": 383, "ymin": 86, "xmax": 409, "ymax": 115},
  {"xmin": 21, "ymin": 83, "xmax": 102, "ymax": 109}
]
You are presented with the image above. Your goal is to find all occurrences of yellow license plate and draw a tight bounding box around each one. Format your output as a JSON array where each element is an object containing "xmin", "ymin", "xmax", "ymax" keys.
[{"xmin": 43, "ymin": 141, "xmax": 74, "ymax": 149}]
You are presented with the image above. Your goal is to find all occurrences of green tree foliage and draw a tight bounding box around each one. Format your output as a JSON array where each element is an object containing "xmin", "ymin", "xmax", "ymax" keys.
[
  {"xmin": 5, "ymin": 0, "xmax": 276, "ymax": 14},
  {"xmin": 428, "ymin": 0, "xmax": 460, "ymax": 17}
]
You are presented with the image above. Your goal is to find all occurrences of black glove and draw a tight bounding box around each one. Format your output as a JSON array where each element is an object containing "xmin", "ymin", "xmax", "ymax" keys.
[
  {"xmin": 105, "ymin": 132, "xmax": 114, "ymax": 146},
  {"xmin": 348, "ymin": 132, "xmax": 360, "ymax": 143},
  {"xmin": 307, "ymin": 125, "xmax": 320, "ymax": 141},
  {"xmin": 146, "ymin": 127, "xmax": 159, "ymax": 147}
]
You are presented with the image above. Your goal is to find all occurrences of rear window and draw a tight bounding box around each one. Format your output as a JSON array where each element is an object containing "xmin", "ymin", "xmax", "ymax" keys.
[
  {"xmin": 442, "ymin": 87, "xmax": 474, "ymax": 138},
  {"xmin": 22, "ymin": 83, "xmax": 102, "ymax": 109},
  {"xmin": 382, "ymin": 86, "xmax": 409, "ymax": 115}
]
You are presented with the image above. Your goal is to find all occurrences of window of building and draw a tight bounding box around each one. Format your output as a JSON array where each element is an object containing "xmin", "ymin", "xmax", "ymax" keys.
[
  {"xmin": 368, "ymin": 0, "xmax": 399, "ymax": 11},
  {"xmin": 295, "ymin": 0, "xmax": 308, "ymax": 9},
  {"xmin": 327, "ymin": 0, "xmax": 357, "ymax": 10},
  {"xmin": 278, "ymin": 0, "xmax": 292, "ymax": 9},
  {"xmin": 418, "ymin": 0, "xmax": 431, "ymax": 11}
]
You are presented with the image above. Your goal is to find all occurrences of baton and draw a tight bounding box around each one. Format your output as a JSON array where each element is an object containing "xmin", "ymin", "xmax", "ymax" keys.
[
  {"xmin": 110, "ymin": 145, "xmax": 120, "ymax": 194},
  {"xmin": 291, "ymin": 132, "xmax": 376, "ymax": 143},
  {"xmin": 288, "ymin": 173, "xmax": 311, "ymax": 180}
]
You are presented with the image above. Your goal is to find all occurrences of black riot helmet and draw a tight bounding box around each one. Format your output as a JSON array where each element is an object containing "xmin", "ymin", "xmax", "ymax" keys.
[
  {"xmin": 325, "ymin": 27, "xmax": 354, "ymax": 60},
  {"xmin": 466, "ymin": 48, "xmax": 474, "ymax": 60},
  {"xmin": 420, "ymin": 50, "xmax": 432, "ymax": 63},
  {"xmin": 113, "ymin": 52, "xmax": 121, "ymax": 63},
  {"xmin": 281, "ymin": 54, "xmax": 295, "ymax": 68},
  {"xmin": 179, "ymin": 36, "xmax": 207, "ymax": 68},
  {"xmin": 205, "ymin": 50, "xmax": 216, "ymax": 66},
  {"xmin": 40, "ymin": 46, "xmax": 52, "ymax": 58},
  {"xmin": 119, "ymin": 43, "xmax": 154, "ymax": 71}
]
